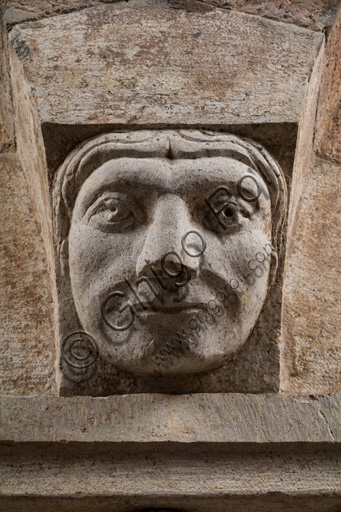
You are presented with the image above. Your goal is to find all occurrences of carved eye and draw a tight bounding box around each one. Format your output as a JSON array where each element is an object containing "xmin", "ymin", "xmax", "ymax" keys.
[
  {"xmin": 205, "ymin": 200, "xmax": 247, "ymax": 234},
  {"xmin": 87, "ymin": 193, "xmax": 140, "ymax": 232},
  {"xmin": 221, "ymin": 204, "xmax": 239, "ymax": 220}
]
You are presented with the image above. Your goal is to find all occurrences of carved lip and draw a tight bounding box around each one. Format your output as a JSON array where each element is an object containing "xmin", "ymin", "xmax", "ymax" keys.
[{"xmin": 136, "ymin": 302, "xmax": 206, "ymax": 315}]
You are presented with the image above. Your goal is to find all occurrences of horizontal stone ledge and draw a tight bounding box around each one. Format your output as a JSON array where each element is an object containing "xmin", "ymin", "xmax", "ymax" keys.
[
  {"xmin": 1, "ymin": 496, "xmax": 341, "ymax": 512},
  {"xmin": 1, "ymin": 443, "xmax": 340, "ymax": 502},
  {"xmin": 1, "ymin": 393, "xmax": 340, "ymax": 443}
]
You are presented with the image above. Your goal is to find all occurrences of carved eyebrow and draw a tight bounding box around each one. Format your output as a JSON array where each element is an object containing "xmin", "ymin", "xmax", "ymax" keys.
[
  {"xmin": 202, "ymin": 174, "xmax": 274, "ymax": 219},
  {"xmin": 74, "ymin": 159, "xmax": 270, "ymax": 217},
  {"xmin": 77, "ymin": 186, "xmax": 141, "ymax": 219},
  {"xmin": 77, "ymin": 178, "xmax": 165, "ymax": 212}
]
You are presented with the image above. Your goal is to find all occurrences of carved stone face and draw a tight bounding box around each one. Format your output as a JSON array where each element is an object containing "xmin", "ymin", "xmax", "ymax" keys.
[{"xmin": 68, "ymin": 153, "xmax": 273, "ymax": 376}]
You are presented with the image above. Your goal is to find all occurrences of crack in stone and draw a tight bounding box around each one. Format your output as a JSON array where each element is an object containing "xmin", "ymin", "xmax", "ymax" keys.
[{"xmin": 318, "ymin": 403, "xmax": 336, "ymax": 442}]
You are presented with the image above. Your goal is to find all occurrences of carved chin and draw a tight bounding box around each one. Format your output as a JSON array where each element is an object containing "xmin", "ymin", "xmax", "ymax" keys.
[
  {"xmin": 83, "ymin": 301, "xmax": 261, "ymax": 377},
  {"xmin": 70, "ymin": 271, "xmax": 268, "ymax": 377}
]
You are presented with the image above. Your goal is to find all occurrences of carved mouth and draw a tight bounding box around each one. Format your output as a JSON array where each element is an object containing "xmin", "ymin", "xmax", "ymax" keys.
[{"xmin": 136, "ymin": 302, "xmax": 206, "ymax": 315}]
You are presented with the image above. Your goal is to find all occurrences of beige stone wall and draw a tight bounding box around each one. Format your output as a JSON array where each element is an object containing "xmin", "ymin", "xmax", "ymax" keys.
[
  {"xmin": 0, "ymin": 154, "xmax": 56, "ymax": 395},
  {"xmin": 281, "ymin": 10, "xmax": 341, "ymax": 393}
]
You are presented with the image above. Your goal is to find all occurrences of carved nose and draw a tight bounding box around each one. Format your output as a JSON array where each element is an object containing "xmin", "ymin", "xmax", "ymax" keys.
[{"xmin": 136, "ymin": 193, "xmax": 201, "ymax": 277}]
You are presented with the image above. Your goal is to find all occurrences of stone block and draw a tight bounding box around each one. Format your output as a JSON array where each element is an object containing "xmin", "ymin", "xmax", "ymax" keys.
[
  {"xmin": 0, "ymin": 11, "xmax": 14, "ymax": 150},
  {"xmin": 8, "ymin": 1, "xmax": 323, "ymax": 127},
  {"xmin": 315, "ymin": 10, "xmax": 341, "ymax": 163},
  {"xmin": 281, "ymin": 12, "xmax": 341, "ymax": 394},
  {"xmin": 1, "ymin": 394, "xmax": 340, "ymax": 511},
  {"xmin": 3, "ymin": 0, "xmax": 340, "ymax": 32},
  {"xmin": 0, "ymin": 153, "xmax": 56, "ymax": 395}
]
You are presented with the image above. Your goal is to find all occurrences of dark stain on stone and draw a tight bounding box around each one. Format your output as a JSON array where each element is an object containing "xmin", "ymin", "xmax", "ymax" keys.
[
  {"xmin": 168, "ymin": 0, "xmax": 214, "ymax": 13},
  {"xmin": 11, "ymin": 32, "xmax": 31, "ymax": 63}
]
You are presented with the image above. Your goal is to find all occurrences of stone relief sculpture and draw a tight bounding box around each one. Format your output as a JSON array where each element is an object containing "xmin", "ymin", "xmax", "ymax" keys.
[
  {"xmin": 54, "ymin": 130, "xmax": 287, "ymax": 383},
  {"xmin": 1, "ymin": 1, "xmax": 340, "ymax": 508}
]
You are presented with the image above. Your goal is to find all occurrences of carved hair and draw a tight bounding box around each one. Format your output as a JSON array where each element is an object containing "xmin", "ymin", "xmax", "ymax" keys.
[{"xmin": 54, "ymin": 130, "xmax": 287, "ymax": 260}]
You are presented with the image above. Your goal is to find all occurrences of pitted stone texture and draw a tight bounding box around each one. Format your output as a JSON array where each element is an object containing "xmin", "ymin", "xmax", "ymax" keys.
[
  {"xmin": 195, "ymin": 0, "xmax": 339, "ymax": 31},
  {"xmin": 7, "ymin": 1, "xmax": 322, "ymax": 126},
  {"xmin": 282, "ymin": 156, "xmax": 341, "ymax": 394},
  {"xmin": 1, "ymin": 395, "xmax": 340, "ymax": 511},
  {"xmin": 1, "ymin": 394, "xmax": 340, "ymax": 443},
  {"xmin": 0, "ymin": 14, "xmax": 14, "ymax": 150},
  {"xmin": 0, "ymin": 154, "xmax": 56, "ymax": 395},
  {"xmin": 54, "ymin": 130, "xmax": 287, "ymax": 393},
  {"xmin": 2, "ymin": 494, "xmax": 341, "ymax": 512},
  {"xmin": 281, "ymin": 14, "xmax": 341, "ymax": 394},
  {"xmin": 3, "ymin": 0, "xmax": 340, "ymax": 32},
  {"xmin": 315, "ymin": 10, "xmax": 341, "ymax": 164},
  {"xmin": 4, "ymin": 0, "xmax": 307, "ymax": 395},
  {"xmin": 1, "ymin": 443, "xmax": 340, "ymax": 512}
]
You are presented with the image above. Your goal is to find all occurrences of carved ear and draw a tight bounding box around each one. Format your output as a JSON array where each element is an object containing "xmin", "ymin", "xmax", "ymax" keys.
[{"xmin": 60, "ymin": 239, "xmax": 69, "ymax": 277}]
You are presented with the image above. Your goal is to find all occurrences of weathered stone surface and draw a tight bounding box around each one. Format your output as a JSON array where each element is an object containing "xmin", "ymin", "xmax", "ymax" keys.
[
  {"xmin": 8, "ymin": 33, "xmax": 58, "ymax": 314},
  {"xmin": 283, "ymin": 39, "xmax": 325, "ymax": 245},
  {"xmin": 43, "ymin": 121, "xmax": 298, "ymax": 176},
  {"xmin": 1, "ymin": 394, "xmax": 340, "ymax": 442},
  {"xmin": 0, "ymin": 12, "xmax": 14, "ymax": 150},
  {"xmin": 53, "ymin": 130, "xmax": 288, "ymax": 394},
  {"xmin": 200, "ymin": 0, "xmax": 339, "ymax": 32},
  {"xmin": 6, "ymin": 0, "xmax": 309, "ymax": 395},
  {"xmin": 0, "ymin": 154, "xmax": 56, "ymax": 395},
  {"xmin": 315, "ymin": 9, "xmax": 341, "ymax": 163},
  {"xmin": 0, "ymin": 1, "xmax": 340, "ymax": 509},
  {"xmin": 1, "ymin": 0, "xmax": 338, "ymax": 396},
  {"xmin": 1, "ymin": 443, "xmax": 340, "ymax": 512},
  {"xmin": 282, "ymin": 154, "xmax": 341, "ymax": 393},
  {"xmin": 2, "ymin": 495, "xmax": 341, "ymax": 512},
  {"xmin": 8, "ymin": 1, "xmax": 323, "ymax": 126},
  {"xmin": 3, "ymin": 0, "xmax": 339, "ymax": 32},
  {"xmin": 281, "ymin": 14, "xmax": 341, "ymax": 394},
  {"xmin": 1, "ymin": 395, "xmax": 340, "ymax": 511}
]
